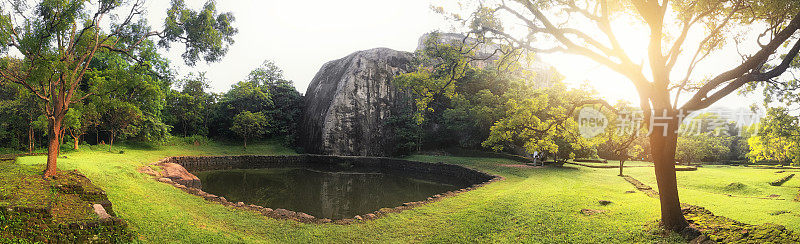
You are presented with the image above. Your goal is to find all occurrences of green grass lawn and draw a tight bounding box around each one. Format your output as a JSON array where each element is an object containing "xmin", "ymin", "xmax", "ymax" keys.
[
  {"xmin": 3, "ymin": 141, "xmax": 721, "ymax": 243},
  {"xmin": 617, "ymin": 162, "xmax": 800, "ymax": 231}
]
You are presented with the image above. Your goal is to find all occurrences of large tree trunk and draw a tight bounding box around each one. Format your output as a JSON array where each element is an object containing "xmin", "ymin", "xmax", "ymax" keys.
[
  {"xmin": 618, "ymin": 159, "xmax": 626, "ymax": 176},
  {"xmin": 649, "ymin": 112, "xmax": 688, "ymax": 231},
  {"xmin": 43, "ymin": 115, "xmax": 63, "ymax": 178},
  {"xmin": 243, "ymin": 136, "xmax": 247, "ymax": 151}
]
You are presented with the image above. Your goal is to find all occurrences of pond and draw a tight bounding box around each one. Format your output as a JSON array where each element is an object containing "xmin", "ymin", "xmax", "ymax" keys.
[{"xmin": 195, "ymin": 167, "xmax": 465, "ymax": 219}]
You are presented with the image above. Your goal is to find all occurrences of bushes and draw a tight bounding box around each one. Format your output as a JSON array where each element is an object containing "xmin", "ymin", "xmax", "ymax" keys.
[{"xmin": 168, "ymin": 135, "xmax": 212, "ymax": 146}]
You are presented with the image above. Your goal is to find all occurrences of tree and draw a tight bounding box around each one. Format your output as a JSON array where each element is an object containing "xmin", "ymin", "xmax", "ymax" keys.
[
  {"xmin": 675, "ymin": 113, "xmax": 733, "ymax": 164},
  {"xmin": 212, "ymin": 61, "xmax": 301, "ymax": 145},
  {"xmin": 384, "ymin": 106, "xmax": 424, "ymax": 156},
  {"xmin": 393, "ymin": 32, "xmax": 477, "ymax": 123},
  {"xmin": 230, "ymin": 111, "xmax": 269, "ymax": 150},
  {"xmin": 676, "ymin": 133, "xmax": 731, "ymax": 164},
  {"xmin": 747, "ymin": 107, "xmax": 800, "ymax": 165},
  {"xmin": 0, "ymin": 84, "xmax": 45, "ymax": 152},
  {"xmin": 245, "ymin": 60, "xmax": 302, "ymax": 145},
  {"xmin": 0, "ymin": 0, "xmax": 237, "ymax": 177},
  {"xmin": 62, "ymin": 105, "xmax": 94, "ymax": 150},
  {"xmin": 85, "ymin": 47, "xmax": 171, "ymax": 148},
  {"xmin": 462, "ymin": 0, "xmax": 800, "ymax": 230},
  {"xmin": 165, "ymin": 73, "xmax": 215, "ymax": 137},
  {"xmin": 597, "ymin": 102, "xmax": 647, "ymax": 176},
  {"xmin": 392, "ymin": 32, "xmax": 544, "ymax": 153},
  {"xmin": 441, "ymin": 68, "xmax": 517, "ymax": 149},
  {"xmin": 215, "ymin": 81, "xmax": 272, "ymax": 138},
  {"xmin": 482, "ymin": 82, "xmax": 599, "ymax": 161},
  {"xmin": 100, "ymin": 102, "xmax": 140, "ymax": 148}
]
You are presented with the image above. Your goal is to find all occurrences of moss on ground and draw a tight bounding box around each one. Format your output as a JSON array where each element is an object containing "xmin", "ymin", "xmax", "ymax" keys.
[
  {"xmin": 684, "ymin": 205, "xmax": 800, "ymax": 243},
  {"xmin": 0, "ymin": 162, "xmax": 132, "ymax": 243}
]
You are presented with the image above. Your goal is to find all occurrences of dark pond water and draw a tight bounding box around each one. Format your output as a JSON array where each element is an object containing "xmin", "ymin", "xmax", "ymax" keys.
[{"xmin": 194, "ymin": 167, "xmax": 462, "ymax": 219}]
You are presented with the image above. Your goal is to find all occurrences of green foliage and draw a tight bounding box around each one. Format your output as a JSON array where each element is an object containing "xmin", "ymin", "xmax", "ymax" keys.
[
  {"xmin": 85, "ymin": 51, "xmax": 171, "ymax": 145},
  {"xmin": 596, "ymin": 102, "xmax": 649, "ymax": 162},
  {"xmin": 0, "ymin": 0, "xmax": 236, "ymax": 175},
  {"xmin": 161, "ymin": 0, "xmax": 238, "ymax": 65},
  {"xmin": 747, "ymin": 107, "xmax": 800, "ymax": 165},
  {"xmin": 672, "ymin": 112, "xmax": 752, "ymax": 164},
  {"xmin": 440, "ymin": 68, "xmax": 515, "ymax": 149},
  {"xmin": 390, "ymin": 32, "xmax": 564, "ymax": 156},
  {"xmin": 230, "ymin": 111, "xmax": 269, "ymax": 148},
  {"xmin": 167, "ymin": 134, "xmax": 212, "ymax": 146},
  {"xmin": 393, "ymin": 32, "xmax": 473, "ymax": 123},
  {"xmin": 676, "ymin": 133, "xmax": 731, "ymax": 164},
  {"xmin": 383, "ymin": 108, "xmax": 423, "ymax": 156},
  {"xmin": 164, "ymin": 73, "xmax": 215, "ymax": 137},
  {"xmin": 482, "ymin": 82, "xmax": 598, "ymax": 161},
  {"xmin": 246, "ymin": 61, "xmax": 303, "ymax": 145},
  {"xmin": 213, "ymin": 60, "xmax": 302, "ymax": 145},
  {"xmin": 0, "ymin": 84, "xmax": 45, "ymax": 151}
]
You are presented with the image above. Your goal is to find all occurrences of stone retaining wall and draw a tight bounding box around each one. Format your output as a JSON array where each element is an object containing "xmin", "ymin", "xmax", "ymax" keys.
[
  {"xmin": 148, "ymin": 154, "xmax": 501, "ymax": 224},
  {"xmin": 156, "ymin": 155, "xmax": 495, "ymax": 187}
]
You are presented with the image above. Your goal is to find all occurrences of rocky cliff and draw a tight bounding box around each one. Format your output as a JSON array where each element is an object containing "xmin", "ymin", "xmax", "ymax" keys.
[{"xmin": 302, "ymin": 48, "xmax": 414, "ymax": 156}]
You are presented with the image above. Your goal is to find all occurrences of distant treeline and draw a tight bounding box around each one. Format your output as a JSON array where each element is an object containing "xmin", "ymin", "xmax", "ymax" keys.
[{"xmin": 0, "ymin": 56, "xmax": 301, "ymax": 152}]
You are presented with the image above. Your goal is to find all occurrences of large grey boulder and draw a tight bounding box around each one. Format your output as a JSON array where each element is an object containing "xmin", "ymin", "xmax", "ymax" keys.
[{"xmin": 302, "ymin": 48, "xmax": 414, "ymax": 156}]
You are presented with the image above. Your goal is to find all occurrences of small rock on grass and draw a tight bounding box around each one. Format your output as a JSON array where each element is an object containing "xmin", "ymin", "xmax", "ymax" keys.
[
  {"xmin": 92, "ymin": 204, "xmax": 112, "ymax": 220},
  {"xmin": 599, "ymin": 200, "xmax": 612, "ymax": 205},
  {"xmin": 137, "ymin": 166, "xmax": 160, "ymax": 177},
  {"xmin": 298, "ymin": 212, "xmax": 314, "ymax": 219}
]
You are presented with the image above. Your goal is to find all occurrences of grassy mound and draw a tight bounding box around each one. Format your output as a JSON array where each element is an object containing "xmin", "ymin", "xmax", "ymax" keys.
[
  {"xmin": 684, "ymin": 205, "xmax": 800, "ymax": 243},
  {"xmin": 0, "ymin": 162, "xmax": 132, "ymax": 243},
  {"xmin": 770, "ymin": 174, "xmax": 795, "ymax": 186},
  {"xmin": 722, "ymin": 182, "xmax": 749, "ymax": 193}
]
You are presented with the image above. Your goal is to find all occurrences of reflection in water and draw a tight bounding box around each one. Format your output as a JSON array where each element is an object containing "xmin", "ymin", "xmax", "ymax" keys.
[{"xmin": 195, "ymin": 168, "xmax": 460, "ymax": 219}]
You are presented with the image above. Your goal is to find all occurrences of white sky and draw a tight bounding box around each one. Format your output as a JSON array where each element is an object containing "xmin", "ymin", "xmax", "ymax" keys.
[
  {"xmin": 146, "ymin": 0, "xmax": 450, "ymax": 95},
  {"xmin": 145, "ymin": 0, "xmax": 764, "ymax": 111}
]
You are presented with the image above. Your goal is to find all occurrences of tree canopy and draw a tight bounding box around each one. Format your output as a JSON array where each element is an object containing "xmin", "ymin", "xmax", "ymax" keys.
[
  {"xmin": 449, "ymin": 0, "xmax": 800, "ymax": 231},
  {"xmin": 0, "ymin": 0, "xmax": 237, "ymax": 177}
]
